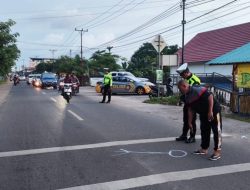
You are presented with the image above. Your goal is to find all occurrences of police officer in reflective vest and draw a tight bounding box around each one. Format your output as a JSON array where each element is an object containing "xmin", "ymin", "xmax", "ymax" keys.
[
  {"xmin": 176, "ymin": 63, "xmax": 201, "ymax": 143},
  {"xmin": 99, "ymin": 68, "xmax": 112, "ymax": 104}
]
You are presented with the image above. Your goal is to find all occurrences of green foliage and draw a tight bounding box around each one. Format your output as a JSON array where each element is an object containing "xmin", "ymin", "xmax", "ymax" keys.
[
  {"xmin": 88, "ymin": 50, "xmax": 121, "ymax": 76},
  {"xmin": 0, "ymin": 19, "xmax": 20, "ymax": 75},
  {"xmin": 35, "ymin": 51, "xmax": 122, "ymax": 78},
  {"xmin": 127, "ymin": 42, "xmax": 179, "ymax": 81},
  {"xmin": 144, "ymin": 95, "xmax": 180, "ymax": 105}
]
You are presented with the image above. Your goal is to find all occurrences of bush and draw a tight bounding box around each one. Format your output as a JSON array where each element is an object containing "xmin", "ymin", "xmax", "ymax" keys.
[{"xmin": 144, "ymin": 95, "xmax": 180, "ymax": 105}]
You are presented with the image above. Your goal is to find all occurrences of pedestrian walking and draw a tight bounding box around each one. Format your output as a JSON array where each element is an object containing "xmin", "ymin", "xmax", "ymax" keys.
[
  {"xmin": 99, "ymin": 68, "xmax": 112, "ymax": 103},
  {"xmin": 176, "ymin": 63, "xmax": 201, "ymax": 143},
  {"xmin": 178, "ymin": 80, "xmax": 222, "ymax": 160}
]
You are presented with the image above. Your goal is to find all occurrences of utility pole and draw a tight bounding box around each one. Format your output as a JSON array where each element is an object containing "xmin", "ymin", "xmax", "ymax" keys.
[
  {"xmin": 181, "ymin": 0, "xmax": 186, "ymax": 65},
  {"xmin": 49, "ymin": 49, "xmax": 57, "ymax": 72},
  {"xmin": 49, "ymin": 49, "xmax": 57, "ymax": 61},
  {"xmin": 75, "ymin": 28, "xmax": 88, "ymax": 85},
  {"xmin": 75, "ymin": 28, "xmax": 88, "ymax": 61}
]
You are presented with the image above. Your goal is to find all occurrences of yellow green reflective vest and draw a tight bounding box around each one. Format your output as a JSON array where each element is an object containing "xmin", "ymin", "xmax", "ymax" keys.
[
  {"xmin": 186, "ymin": 74, "xmax": 200, "ymax": 85},
  {"xmin": 104, "ymin": 73, "xmax": 112, "ymax": 86}
]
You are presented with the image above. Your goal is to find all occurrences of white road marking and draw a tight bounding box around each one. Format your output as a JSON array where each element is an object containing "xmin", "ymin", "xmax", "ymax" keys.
[
  {"xmin": 58, "ymin": 163, "xmax": 250, "ymax": 190},
  {"xmin": 113, "ymin": 149, "xmax": 187, "ymax": 158},
  {"xmin": 50, "ymin": 97, "xmax": 57, "ymax": 102},
  {"xmin": 42, "ymin": 92, "xmax": 46, "ymax": 95},
  {"xmin": 0, "ymin": 134, "xmax": 231, "ymax": 158},
  {"xmin": 67, "ymin": 110, "xmax": 84, "ymax": 121}
]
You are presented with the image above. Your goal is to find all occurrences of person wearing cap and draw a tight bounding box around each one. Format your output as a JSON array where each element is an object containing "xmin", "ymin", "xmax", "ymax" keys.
[
  {"xmin": 177, "ymin": 80, "xmax": 222, "ymax": 160},
  {"xmin": 176, "ymin": 63, "xmax": 201, "ymax": 143},
  {"xmin": 99, "ymin": 68, "xmax": 112, "ymax": 103}
]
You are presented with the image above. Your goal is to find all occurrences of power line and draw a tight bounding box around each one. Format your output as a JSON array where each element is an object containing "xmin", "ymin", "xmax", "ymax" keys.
[
  {"xmin": 103, "ymin": 0, "xmax": 238, "ymax": 49},
  {"xmin": 94, "ymin": 0, "xmax": 217, "ymax": 49},
  {"xmin": 84, "ymin": 0, "xmax": 137, "ymax": 29},
  {"xmin": 76, "ymin": 0, "xmax": 126, "ymax": 28}
]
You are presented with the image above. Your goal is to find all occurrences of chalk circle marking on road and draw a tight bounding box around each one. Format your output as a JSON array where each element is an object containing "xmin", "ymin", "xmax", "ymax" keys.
[
  {"xmin": 113, "ymin": 149, "xmax": 187, "ymax": 158},
  {"xmin": 168, "ymin": 150, "xmax": 187, "ymax": 158}
]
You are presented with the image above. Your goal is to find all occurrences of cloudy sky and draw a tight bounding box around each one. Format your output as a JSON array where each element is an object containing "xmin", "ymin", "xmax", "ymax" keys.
[{"xmin": 1, "ymin": 0, "xmax": 250, "ymax": 69}]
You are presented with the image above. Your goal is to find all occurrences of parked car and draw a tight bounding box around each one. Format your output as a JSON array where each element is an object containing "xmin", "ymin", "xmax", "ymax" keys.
[
  {"xmin": 110, "ymin": 71, "xmax": 149, "ymax": 82},
  {"xmin": 96, "ymin": 76, "xmax": 151, "ymax": 95},
  {"xmin": 40, "ymin": 73, "xmax": 57, "ymax": 89}
]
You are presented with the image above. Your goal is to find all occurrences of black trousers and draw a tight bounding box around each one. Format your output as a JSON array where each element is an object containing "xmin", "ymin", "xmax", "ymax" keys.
[
  {"xmin": 182, "ymin": 104, "xmax": 197, "ymax": 138},
  {"xmin": 102, "ymin": 85, "xmax": 111, "ymax": 102},
  {"xmin": 200, "ymin": 112, "xmax": 222, "ymax": 151}
]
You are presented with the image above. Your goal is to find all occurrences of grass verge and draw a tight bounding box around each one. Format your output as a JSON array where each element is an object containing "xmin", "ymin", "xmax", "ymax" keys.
[
  {"xmin": 143, "ymin": 95, "xmax": 180, "ymax": 106},
  {"xmin": 0, "ymin": 80, "xmax": 6, "ymax": 85},
  {"xmin": 223, "ymin": 113, "xmax": 250, "ymax": 123}
]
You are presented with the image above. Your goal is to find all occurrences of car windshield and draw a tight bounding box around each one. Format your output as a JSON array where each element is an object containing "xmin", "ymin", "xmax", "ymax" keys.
[{"xmin": 42, "ymin": 74, "xmax": 56, "ymax": 79}]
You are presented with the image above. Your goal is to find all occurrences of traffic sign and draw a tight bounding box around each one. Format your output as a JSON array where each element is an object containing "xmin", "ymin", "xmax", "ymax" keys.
[
  {"xmin": 151, "ymin": 35, "xmax": 166, "ymax": 53},
  {"xmin": 156, "ymin": 69, "xmax": 163, "ymax": 84}
]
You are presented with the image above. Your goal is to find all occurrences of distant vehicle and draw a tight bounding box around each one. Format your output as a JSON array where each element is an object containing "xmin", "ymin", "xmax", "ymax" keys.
[
  {"xmin": 27, "ymin": 74, "xmax": 35, "ymax": 85},
  {"xmin": 57, "ymin": 77, "xmax": 80, "ymax": 95},
  {"xmin": 62, "ymin": 83, "xmax": 72, "ymax": 103},
  {"xmin": 32, "ymin": 74, "xmax": 42, "ymax": 87},
  {"xmin": 110, "ymin": 71, "xmax": 149, "ymax": 82},
  {"xmin": 40, "ymin": 73, "xmax": 57, "ymax": 89},
  {"xmin": 19, "ymin": 75, "xmax": 26, "ymax": 81},
  {"xmin": 96, "ymin": 76, "xmax": 151, "ymax": 95},
  {"xmin": 27, "ymin": 74, "xmax": 41, "ymax": 85}
]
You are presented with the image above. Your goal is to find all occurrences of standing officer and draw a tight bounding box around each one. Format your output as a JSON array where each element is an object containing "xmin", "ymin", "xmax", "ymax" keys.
[
  {"xmin": 178, "ymin": 80, "xmax": 222, "ymax": 160},
  {"xmin": 99, "ymin": 68, "xmax": 112, "ymax": 103},
  {"xmin": 176, "ymin": 63, "xmax": 201, "ymax": 143}
]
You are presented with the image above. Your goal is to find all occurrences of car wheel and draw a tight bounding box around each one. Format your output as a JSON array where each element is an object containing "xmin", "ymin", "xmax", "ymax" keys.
[{"xmin": 136, "ymin": 87, "xmax": 145, "ymax": 95}]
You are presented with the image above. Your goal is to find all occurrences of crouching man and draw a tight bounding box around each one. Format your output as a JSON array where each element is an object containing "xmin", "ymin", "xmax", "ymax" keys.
[{"xmin": 178, "ymin": 80, "xmax": 222, "ymax": 161}]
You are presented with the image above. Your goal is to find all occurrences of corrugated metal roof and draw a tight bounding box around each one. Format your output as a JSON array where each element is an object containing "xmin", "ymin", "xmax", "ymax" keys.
[
  {"xmin": 207, "ymin": 42, "xmax": 250, "ymax": 65},
  {"xmin": 176, "ymin": 22, "xmax": 250, "ymax": 64}
]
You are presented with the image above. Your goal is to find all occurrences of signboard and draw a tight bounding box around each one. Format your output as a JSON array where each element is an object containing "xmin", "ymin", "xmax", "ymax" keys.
[
  {"xmin": 237, "ymin": 64, "xmax": 250, "ymax": 88},
  {"xmin": 156, "ymin": 70, "xmax": 163, "ymax": 84},
  {"xmin": 151, "ymin": 35, "xmax": 166, "ymax": 53},
  {"xmin": 162, "ymin": 55, "xmax": 178, "ymax": 66}
]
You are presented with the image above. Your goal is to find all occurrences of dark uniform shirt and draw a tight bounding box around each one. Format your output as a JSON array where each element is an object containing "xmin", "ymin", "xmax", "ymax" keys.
[{"xmin": 185, "ymin": 86, "xmax": 221, "ymax": 115}]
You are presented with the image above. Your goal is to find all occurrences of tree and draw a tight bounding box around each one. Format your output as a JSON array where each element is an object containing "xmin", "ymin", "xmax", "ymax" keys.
[
  {"xmin": 0, "ymin": 19, "xmax": 20, "ymax": 76},
  {"xmin": 127, "ymin": 42, "xmax": 179, "ymax": 82},
  {"xmin": 88, "ymin": 50, "xmax": 121, "ymax": 76}
]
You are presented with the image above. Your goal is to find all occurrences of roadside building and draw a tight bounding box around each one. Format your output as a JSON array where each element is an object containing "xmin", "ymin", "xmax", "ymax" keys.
[
  {"xmin": 170, "ymin": 22, "xmax": 250, "ymax": 76},
  {"xmin": 207, "ymin": 42, "xmax": 250, "ymax": 114}
]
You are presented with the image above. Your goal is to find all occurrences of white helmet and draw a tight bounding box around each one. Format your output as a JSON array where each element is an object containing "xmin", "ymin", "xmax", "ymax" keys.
[{"xmin": 176, "ymin": 63, "xmax": 189, "ymax": 75}]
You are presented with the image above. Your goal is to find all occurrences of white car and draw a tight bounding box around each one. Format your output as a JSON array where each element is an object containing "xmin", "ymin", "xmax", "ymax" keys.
[
  {"xmin": 27, "ymin": 74, "xmax": 41, "ymax": 85},
  {"xmin": 110, "ymin": 71, "xmax": 149, "ymax": 82},
  {"xmin": 19, "ymin": 75, "xmax": 26, "ymax": 81},
  {"xmin": 27, "ymin": 74, "xmax": 35, "ymax": 84}
]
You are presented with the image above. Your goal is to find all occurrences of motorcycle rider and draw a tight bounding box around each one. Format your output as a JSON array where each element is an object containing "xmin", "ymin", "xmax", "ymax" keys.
[
  {"xmin": 13, "ymin": 74, "xmax": 19, "ymax": 85},
  {"xmin": 61, "ymin": 74, "xmax": 72, "ymax": 95},
  {"xmin": 70, "ymin": 73, "xmax": 80, "ymax": 94}
]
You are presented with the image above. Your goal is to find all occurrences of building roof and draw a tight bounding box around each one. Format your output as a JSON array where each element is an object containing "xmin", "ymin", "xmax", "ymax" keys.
[
  {"xmin": 177, "ymin": 22, "xmax": 250, "ymax": 64},
  {"xmin": 207, "ymin": 42, "xmax": 250, "ymax": 65}
]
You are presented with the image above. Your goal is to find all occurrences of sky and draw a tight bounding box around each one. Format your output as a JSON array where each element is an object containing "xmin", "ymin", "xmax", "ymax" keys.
[{"xmin": 1, "ymin": 0, "xmax": 250, "ymax": 70}]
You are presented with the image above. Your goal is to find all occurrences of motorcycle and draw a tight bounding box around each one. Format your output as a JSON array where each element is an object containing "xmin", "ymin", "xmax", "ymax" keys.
[
  {"xmin": 13, "ymin": 77, "xmax": 19, "ymax": 86},
  {"xmin": 62, "ymin": 83, "xmax": 72, "ymax": 103}
]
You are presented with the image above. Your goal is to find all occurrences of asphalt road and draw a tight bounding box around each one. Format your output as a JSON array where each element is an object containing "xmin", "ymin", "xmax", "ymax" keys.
[{"xmin": 0, "ymin": 81, "xmax": 250, "ymax": 190}]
